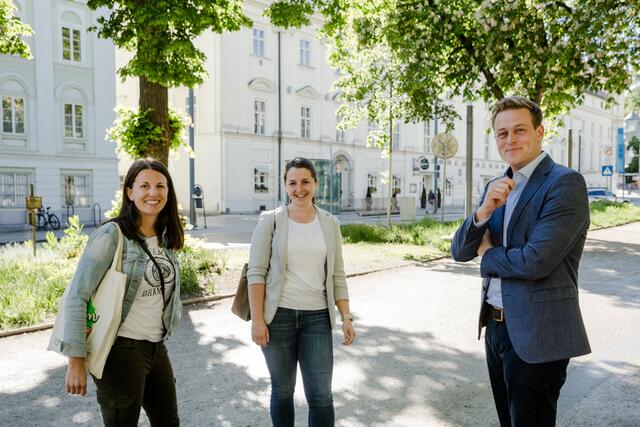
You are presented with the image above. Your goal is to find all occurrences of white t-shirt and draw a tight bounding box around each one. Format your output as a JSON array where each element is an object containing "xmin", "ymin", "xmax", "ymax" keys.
[
  {"xmin": 279, "ymin": 215, "xmax": 328, "ymax": 310},
  {"xmin": 118, "ymin": 236, "xmax": 175, "ymax": 342}
]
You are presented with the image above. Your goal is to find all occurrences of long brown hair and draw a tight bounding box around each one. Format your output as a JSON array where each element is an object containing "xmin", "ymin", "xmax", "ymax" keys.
[{"xmin": 112, "ymin": 158, "xmax": 184, "ymax": 250}]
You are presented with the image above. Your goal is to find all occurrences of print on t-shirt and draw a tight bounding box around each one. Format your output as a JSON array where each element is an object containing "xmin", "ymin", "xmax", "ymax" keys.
[{"xmin": 141, "ymin": 246, "xmax": 176, "ymax": 299}]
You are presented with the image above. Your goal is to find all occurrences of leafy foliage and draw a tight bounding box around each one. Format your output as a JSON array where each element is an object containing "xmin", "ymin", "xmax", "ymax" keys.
[
  {"xmin": 87, "ymin": 0, "xmax": 251, "ymax": 87},
  {"xmin": 267, "ymin": 0, "xmax": 640, "ymax": 122},
  {"xmin": 0, "ymin": 0, "xmax": 32, "ymax": 58},
  {"xmin": 107, "ymin": 106, "xmax": 193, "ymax": 160},
  {"xmin": 43, "ymin": 216, "xmax": 89, "ymax": 259}
]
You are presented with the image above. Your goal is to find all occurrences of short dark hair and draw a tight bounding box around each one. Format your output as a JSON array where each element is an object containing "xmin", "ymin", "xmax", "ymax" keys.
[
  {"xmin": 490, "ymin": 96, "xmax": 543, "ymax": 129},
  {"xmin": 284, "ymin": 157, "xmax": 318, "ymax": 204},
  {"xmin": 112, "ymin": 158, "xmax": 184, "ymax": 250}
]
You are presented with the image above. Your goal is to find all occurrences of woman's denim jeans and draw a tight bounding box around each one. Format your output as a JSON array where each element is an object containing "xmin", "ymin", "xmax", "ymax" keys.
[{"xmin": 262, "ymin": 307, "xmax": 335, "ymax": 427}]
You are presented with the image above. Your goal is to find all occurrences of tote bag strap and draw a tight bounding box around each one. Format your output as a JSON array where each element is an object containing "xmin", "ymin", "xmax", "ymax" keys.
[{"xmin": 110, "ymin": 222, "xmax": 125, "ymax": 273}]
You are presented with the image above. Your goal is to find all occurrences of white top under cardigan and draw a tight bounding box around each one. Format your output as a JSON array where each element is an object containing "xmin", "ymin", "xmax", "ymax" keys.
[
  {"xmin": 118, "ymin": 236, "xmax": 175, "ymax": 342},
  {"xmin": 279, "ymin": 215, "xmax": 328, "ymax": 310},
  {"xmin": 247, "ymin": 204, "xmax": 349, "ymax": 328}
]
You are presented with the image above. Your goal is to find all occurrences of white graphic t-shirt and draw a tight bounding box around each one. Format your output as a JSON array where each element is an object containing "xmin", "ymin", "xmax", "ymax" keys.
[{"xmin": 118, "ymin": 236, "xmax": 175, "ymax": 342}]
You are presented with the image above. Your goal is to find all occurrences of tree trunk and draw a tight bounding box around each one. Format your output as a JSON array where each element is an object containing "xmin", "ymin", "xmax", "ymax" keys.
[
  {"xmin": 139, "ymin": 75, "xmax": 172, "ymax": 165},
  {"xmin": 386, "ymin": 83, "xmax": 394, "ymax": 227}
]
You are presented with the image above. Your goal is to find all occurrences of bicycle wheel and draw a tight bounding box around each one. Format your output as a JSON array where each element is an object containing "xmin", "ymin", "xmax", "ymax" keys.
[
  {"xmin": 49, "ymin": 214, "xmax": 61, "ymax": 230},
  {"xmin": 36, "ymin": 213, "xmax": 46, "ymax": 230}
]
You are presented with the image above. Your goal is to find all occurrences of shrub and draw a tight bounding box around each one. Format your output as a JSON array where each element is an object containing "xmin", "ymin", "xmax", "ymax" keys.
[
  {"xmin": 0, "ymin": 243, "xmax": 73, "ymax": 329},
  {"xmin": 589, "ymin": 200, "xmax": 640, "ymax": 229},
  {"xmin": 0, "ymin": 223, "xmax": 225, "ymax": 330},
  {"xmin": 177, "ymin": 235, "xmax": 226, "ymax": 295}
]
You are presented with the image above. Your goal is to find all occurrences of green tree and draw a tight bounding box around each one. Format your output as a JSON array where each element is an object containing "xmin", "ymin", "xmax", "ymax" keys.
[
  {"xmin": 267, "ymin": 0, "xmax": 640, "ymax": 121},
  {"xmin": 87, "ymin": 0, "xmax": 251, "ymax": 165},
  {"xmin": 626, "ymin": 73, "xmax": 640, "ymax": 115},
  {"xmin": 0, "ymin": 0, "xmax": 32, "ymax": 58},
  {"xmin": 298, "ymin": 3, "xmax": 457, "ymax": 225}
]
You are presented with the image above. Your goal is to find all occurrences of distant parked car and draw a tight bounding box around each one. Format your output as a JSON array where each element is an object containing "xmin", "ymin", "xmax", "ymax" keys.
[{"xmin": 587, "ymin": 188, "xmax": 630, "ymax": 204}]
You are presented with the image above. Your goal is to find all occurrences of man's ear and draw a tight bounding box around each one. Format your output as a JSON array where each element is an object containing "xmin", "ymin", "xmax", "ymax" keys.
[{"xmin": 536, "ymin": 124, "xmax": 545, "ymax": 143}]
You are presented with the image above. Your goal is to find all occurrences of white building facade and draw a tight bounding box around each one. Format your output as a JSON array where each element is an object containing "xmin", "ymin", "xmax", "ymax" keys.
[
  {"xmin": 117, "ymin": 1, "xmax": 625, "ymax": 216},
  {"xmin": 0, "ymin": 0, "xmax": 118, "ymax": 226}
]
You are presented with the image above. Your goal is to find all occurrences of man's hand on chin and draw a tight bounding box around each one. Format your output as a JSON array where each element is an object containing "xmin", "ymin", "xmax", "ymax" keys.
[{"xmin": 478, "ymin": 230, "xmax": 493, "ymax": 257}]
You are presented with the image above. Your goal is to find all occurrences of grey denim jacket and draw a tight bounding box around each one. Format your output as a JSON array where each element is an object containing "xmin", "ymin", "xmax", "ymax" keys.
[{"xmin": 47, "ymin": 222, "xmax": 182, "ymax": 358}]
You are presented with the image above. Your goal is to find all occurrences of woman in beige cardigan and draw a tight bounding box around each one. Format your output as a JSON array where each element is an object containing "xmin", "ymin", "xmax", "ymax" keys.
[{"xmin": 247, "ymin": 157, "xmax": 356, "ymax": 427}]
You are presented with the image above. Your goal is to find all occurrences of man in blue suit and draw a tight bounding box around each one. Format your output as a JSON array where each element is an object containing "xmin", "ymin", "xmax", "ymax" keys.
[{"xmin": 452, "ymin": 96, "xmax": 591, "ymax": 426}]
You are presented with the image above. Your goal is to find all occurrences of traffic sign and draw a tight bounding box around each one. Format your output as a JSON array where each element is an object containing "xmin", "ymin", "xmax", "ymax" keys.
[
  {"xmin": 601, "ymin": 165, "xmax": 613, "ymax": 176},
  {"xmin": 419, "ymin": 157, "xmax": 430, "ymax": 172}
]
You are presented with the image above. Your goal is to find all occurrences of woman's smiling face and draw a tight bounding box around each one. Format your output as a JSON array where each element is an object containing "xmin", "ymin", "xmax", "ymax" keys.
[
  {"xmin": 126, "ymin": 168, "xmax": 168, "ymax": 220},
  {"xmin": 285, "ymin": 166, "xmax": 317, "ymax": 207}
]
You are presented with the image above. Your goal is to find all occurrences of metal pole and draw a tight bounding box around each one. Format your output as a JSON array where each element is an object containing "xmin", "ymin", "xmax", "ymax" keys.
[
  {"xmin": 578, "ymin": 129, "xmax": 582, "ymax": 173},
  {"xmin": 277, "ymin": 31, "xmax": 283, "ymax": 205},
  {"xmin": 465, "ymin": 104, "xmax": 473, "ymax": 217},
  {"xmin": 441, "ymin": 160, "xmax": 446, "ymax": 222},
  {"xmin": 433, "ymin": 115, "xmax": 439, "ymax": 214},
  {"xmin": 567, "ymin": 128, "xmax": 573, "ymax": 169},
  {"xmin": 30, "ymin": 184, "xmax": 36, "ymax": 256},
  {"xmin": 188, "ymin": 87, "xmax": 196, "ymax": 227}
]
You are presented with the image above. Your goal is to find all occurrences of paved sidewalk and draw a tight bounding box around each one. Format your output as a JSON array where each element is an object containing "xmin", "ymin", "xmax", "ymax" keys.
[
  {"xmin": 0, "ymin": 223, "xmax": 638, "ymax": 426},
  {"xmin": 0, "ymin": 207, "xmax": 465, "ymax": 246}
]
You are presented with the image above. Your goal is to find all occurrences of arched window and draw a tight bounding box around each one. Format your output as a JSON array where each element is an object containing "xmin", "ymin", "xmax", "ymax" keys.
[
  {"xmin": 60, "ymin": 11, "xmax": 83, "ymax": 63},
  {"xmin": 1, "ymin": 79, "xmax": 27, "ymax": 136},
  {"xmin": 62, "ymin": 88, "xmax": 85, "ymax": 139}
]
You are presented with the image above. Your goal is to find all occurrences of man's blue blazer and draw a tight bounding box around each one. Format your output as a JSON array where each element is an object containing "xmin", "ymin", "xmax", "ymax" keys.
[{"xmin": 452, "ymin": 155, "xmax": 591, "ymax": 363}]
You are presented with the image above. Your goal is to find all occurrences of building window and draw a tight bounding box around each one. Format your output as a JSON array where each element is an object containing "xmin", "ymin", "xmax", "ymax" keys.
[
  {"xmin": 64, "ymin": 103, "xmax": 83, "ymax": 138},
  {"xmin": 484, "ymin": 133, "xmax": 490, "ymax": 160},
  {"xmin": 254, "ymin": 168, "xmax": 269, "ymax": 193},
  {"xmin": 63, "ymin": 173, "xmax": 91, "ymax": 207},
  {"xmin": 252, "ymin": 28, "xmax": 265, "ymax": 57},
  {"xmin": 336, "ymin": 129, "xmax": 345, "ymax": 144},
  {"xmin": 392, "ymin": 175, "xmax": 401, "ymax": 195},
  {"xmin": 62, "ymin": 26, "xmax": 81, "ymax": 62},
  {"xmin": 0, "ymin": 170, "xmax": 31, "ymax": 208},
  {"xmin": 423, "ymin": 121, "xmax": 432, "ymax": 153},
  {"xmin": 2, "ymin": 96, "xmax": 25, "ymax": 134},
  {"xmin": 254, "ymin": 99, "xmax": 266, "ymax": 135},
  {"xmin": 301, "ymin": 106, "xmax": 311, "ymax": 139},
  {"xmin": 299, "ymin": 39, "xmax": 311, "ymax": 66},
  {"xmin": 392, "ymin": 123, "xmax": 400, "ymax": 149},
  {"xmin": 367, "ymin": 173, "xmax": 378, "ymax": 193}
]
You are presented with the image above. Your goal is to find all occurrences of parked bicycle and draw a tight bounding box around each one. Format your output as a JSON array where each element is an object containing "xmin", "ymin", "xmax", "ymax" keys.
[{"xmin": 36, "ymin": 206, "xmax": 61, "ymax": 230}]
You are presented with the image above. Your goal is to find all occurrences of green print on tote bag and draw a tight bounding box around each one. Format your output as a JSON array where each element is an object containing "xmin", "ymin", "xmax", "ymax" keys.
[{"xmin": 86, "ymin": 298, "xmax": 100, "ymax": 335}]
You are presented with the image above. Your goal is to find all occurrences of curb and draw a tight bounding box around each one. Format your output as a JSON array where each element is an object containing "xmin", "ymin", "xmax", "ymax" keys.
[{"xmin": 0, "ymin": 258, "xmax": 449, "ymax": 339}]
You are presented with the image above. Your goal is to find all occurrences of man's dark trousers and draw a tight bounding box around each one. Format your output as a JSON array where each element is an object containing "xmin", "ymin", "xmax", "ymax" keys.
[{"xmin": 485, "ymin": 317, "xmax": 569, "ymax": 427}]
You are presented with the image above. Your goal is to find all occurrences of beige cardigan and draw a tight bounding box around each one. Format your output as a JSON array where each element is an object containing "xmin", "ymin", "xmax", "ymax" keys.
[{"xmin": 247, "ymin": 204, "xmax": 349, "ymax": 328}]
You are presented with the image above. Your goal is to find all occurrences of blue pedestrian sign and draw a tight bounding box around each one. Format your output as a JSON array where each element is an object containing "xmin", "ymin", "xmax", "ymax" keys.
[{"xmin": 602, "ymin": 165, "xmax": 613, "ymax": 176}]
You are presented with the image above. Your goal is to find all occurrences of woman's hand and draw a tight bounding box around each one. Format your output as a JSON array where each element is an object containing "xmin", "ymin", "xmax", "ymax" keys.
[
  {"xmin": 342, "ymin": 320, "xmax": 356, "ymax": 345},
  {"xmin": 66, "ymin": 356, "xmax": 87, "ymax": 396},
  {"xmin": 251, "ymin": 319, "xmax": 270, "ymax": 347}
]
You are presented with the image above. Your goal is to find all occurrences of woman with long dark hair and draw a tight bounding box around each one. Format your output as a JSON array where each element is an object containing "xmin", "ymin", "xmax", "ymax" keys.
[
  {"xmin": 248, "ymin": 157, "xmax": 356, "ymax": 427},
  {"xmin": 49, "ymin": 158, "xmax": 184, "ymax": 426}
]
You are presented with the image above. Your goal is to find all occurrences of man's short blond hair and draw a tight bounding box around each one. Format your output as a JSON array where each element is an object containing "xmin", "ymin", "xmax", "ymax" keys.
[{"xmin": 490, "ymin": 96, "xmax": 543, "ymax": 129}]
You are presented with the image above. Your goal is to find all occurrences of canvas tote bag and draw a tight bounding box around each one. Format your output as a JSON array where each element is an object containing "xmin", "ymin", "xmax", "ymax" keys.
[{"xmin": 48, "ymin": 223, "xmax": 127, "ymax": 379}]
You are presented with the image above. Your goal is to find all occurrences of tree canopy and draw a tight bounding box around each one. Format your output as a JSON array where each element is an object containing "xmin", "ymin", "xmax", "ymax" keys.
[
  {"xmin": 0, "ymin": 0, "xmax": 32, "ymax": 58},
  {"xmin": 267, "ymin": 0, "xmax": 640, "ymax": 124},
  {"xmin": 87, "ymin": 0, "xmax": 251, "ymax": 164}
]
